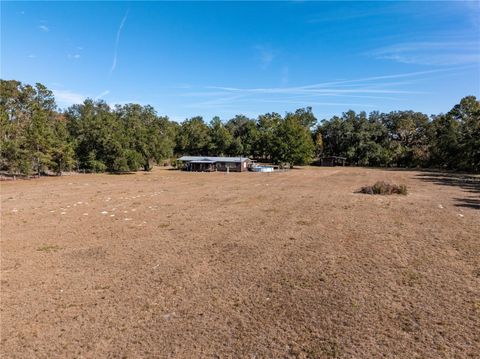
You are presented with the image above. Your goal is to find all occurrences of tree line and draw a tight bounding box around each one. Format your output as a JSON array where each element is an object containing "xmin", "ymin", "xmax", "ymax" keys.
[{"xmin": 1, "ymin": 79, "xmax": 479, "ymax": 175}]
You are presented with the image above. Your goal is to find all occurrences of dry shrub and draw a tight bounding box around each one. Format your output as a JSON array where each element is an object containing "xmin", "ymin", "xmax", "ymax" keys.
[{"xmin": 360, "ymin": 181, "xmax": 407, "ymax": 195}]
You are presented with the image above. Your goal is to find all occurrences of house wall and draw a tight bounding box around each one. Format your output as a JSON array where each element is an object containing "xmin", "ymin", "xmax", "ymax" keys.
[
  {"xmin": 181, "ymin": 160, "xmax": 251, "ymax": 172},
  {"xmin": 216, "ymin": 161, "xmax": 250, "ymax": 172},
  {"xmin": 216, "ymin": 162, "xmax": 241, "ymax": 172},
  {"xmin": 190, "ymin": 163, "xmax": 215, "ymax": 172}
]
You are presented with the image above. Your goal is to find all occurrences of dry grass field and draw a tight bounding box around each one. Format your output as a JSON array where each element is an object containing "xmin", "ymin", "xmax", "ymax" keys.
[{"xmin": 1, "ymin": 167, "xmax": 479, "ymax": 358}]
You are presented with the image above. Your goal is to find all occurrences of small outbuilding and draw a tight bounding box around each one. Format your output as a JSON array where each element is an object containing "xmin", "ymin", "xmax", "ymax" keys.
[
  {"xmin": 319, "ymin": 156, "xmax": 347, "ymax": 166},
  {"xmin": 177, "ymin": 156, "xmax": 251, "ymax": 172}
]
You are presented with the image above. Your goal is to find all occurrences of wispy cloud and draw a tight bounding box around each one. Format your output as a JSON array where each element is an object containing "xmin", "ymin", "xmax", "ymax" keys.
[
  {"xmin": 54, "ymin": 89, "xmax": 112, "ymax": 107},
  {"xmin": 455, "ymin": 1, "xmax": 480, "ymax": 29},
  {"xmin": 188, "ymin": 96, "xmax": 376, "ymax": 109},
  {"xmin": 307, "ymin": 2, "xmax": 479, "ymax": 28},
  {"xmin": 185, "ymin": 94, "xmax": 246, "ymax": 108},
  {"xmin": 368, "ymin": 41, "xmax": 480, "ymax": 66},
  {"xmin": 95, "ymin": 90, "xmax": 110, "ymax": 100},
  {"xmin": 53, "ymin": 89, "xmax": 85, "ymax": 107},
  {"xmin": 67, "ymin": 46, "xmax": 83, "ymax": 60},
  {"xmin": 39, "ymin": 25, "xmax": 49, "ymax": 32},
  {"xmin": 27, "ymin": 54, "xmax": 36, "ymax": 59},
  {"xmin": 254, "ymin": 44, "xmax": 276, "ymax": 69},
  {"xmin": 295, "ymin": 67, "xmax": 473, "ymax": 88},
  {"xmin": 307, "ymin": 7, "xmax": 386, "ymax": 24},
  {"xmin": 110, "ymin": 10, "xmax": 129, "ymax": 76},
  {"xmin": 181, "ymin": 67, "xmax": 471, "ymax": 110},
  {"xmin": 207, "ymin": 86, "xmax": 419, "ymax": 96}
]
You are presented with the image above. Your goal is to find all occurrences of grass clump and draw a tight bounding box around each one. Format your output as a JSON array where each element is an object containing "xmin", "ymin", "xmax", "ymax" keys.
[
  {"xmin": 360, "ymin": 181, "xmax": 407, "ymax": 195},
  {"xmin": 37, "ymin": 244, "xmax": 61, "ymax": 253}
]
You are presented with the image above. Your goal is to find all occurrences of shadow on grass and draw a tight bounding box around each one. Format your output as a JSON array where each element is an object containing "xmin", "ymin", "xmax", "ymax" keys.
[
  {"xmin": 453, "ymin": 197, "xmax": 480, "ymax": 210},
  {"xmin": 106, "ymin": 171, "xmax": 136, "ymax": 175},
  {"xmin": 415, "ymin": 172, "xmax": 480, "ymax": 193},
  {"xmin": 414, "ymin": 171, "xmax": 480, "ymax": 210}
]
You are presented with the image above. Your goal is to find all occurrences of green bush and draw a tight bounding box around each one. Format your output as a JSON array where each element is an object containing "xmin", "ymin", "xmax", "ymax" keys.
[
  {"xmin": 360, "ymin": 181, "xmax": 407, "ymax": 195},
  {"xmin": 112, "ymin": 156, "xmax": 129, "ymax": 172}
]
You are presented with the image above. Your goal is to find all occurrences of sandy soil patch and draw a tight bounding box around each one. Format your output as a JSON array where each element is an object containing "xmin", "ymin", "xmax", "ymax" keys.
[{"xmin": 1, "ymin": 167, "xmax": 479, "ymax": 358}]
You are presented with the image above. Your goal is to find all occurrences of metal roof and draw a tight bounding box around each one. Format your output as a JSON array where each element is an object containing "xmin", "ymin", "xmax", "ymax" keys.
[
  {"xmin": 190, "ymin": 160, "xmax": 217, "ymax": 164},
  {"xmin": 178, "ymin": 156, "xmax": 250, "ymax": 163},
  {"xmin": 321, "ymin": 156, "xmax": 347, "ymax": 160}
]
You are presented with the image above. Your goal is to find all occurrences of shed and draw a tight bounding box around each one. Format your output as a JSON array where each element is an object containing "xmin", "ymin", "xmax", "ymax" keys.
[
  {"xmin": 319, "ymin": 156, "xmax": 347, "ymax": 166},
  {"xmin": 177, "ymin": 156, "xmax": 251, "ymax": 172}
]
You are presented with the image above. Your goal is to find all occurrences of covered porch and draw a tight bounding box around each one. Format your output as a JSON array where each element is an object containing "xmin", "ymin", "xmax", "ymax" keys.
[{"xmin": 187, "ymin": 160, "xmax": 217, "ymax": 172}]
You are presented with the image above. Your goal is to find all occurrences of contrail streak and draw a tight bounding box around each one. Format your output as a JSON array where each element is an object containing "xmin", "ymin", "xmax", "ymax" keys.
[{"xmin": 110, "ymin": 10, "xmax": 129, "ymax": 76}]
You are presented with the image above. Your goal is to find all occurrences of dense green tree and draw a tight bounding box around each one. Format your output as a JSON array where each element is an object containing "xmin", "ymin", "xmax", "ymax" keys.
[
  {"xmin": 0, "ymin": 80, "xmax": 74, "ymax": 175},
  {"xmin": 255, "ymin": 112, "xmax": 282, "ymax": 161},
  {"xmin": 448, "ymin": 96, "xmax": 480, "ymax": 171},
  {"xmin": 225, "ymin": 115, "xmax": 258, "ymax": 156},
  {"xmin": 175, "ymin": 116, "xmax": 210, "ymax": 155},
  {"xmin": 317, "ymin": 115, "xmax": 347, "ymax": 158},
  {"xmin": 0, "ymin": 80, "xmax": 30, "ymax": 174},
  {"xmin": 428, "ymin": 114, "xmax": 460, "ymax": 169},
  {"xmin": 270, "ymin": 110, "xmax": 315, "ymax": 166},
  {"xmin": 66, "ymin": 100, "xmax": 121, "ymax": 172},
  {"xmin": 291, "ymin": 106, "xmax": 317, "ymax": 129},
  {"xmin": 2, "ymin": 80, "xmax": 479, "ymax": 174},
  {"xmin": 208, "ymin": 116, "xmax": 232, "ymax": 156},
  {"xmin": 381, "ymin": 111, "xmax": 430, "ymax": 167},
  {"xmin": 66, "ymin": 100, "xmax": 176, "ymax": 172},
  {"xmin": 320, "ymin": 109, "xmax": 430, "ymax": 167},
  {"xmin": 116, "ymin": 104, "xmax": 175, "ymax": 171}
]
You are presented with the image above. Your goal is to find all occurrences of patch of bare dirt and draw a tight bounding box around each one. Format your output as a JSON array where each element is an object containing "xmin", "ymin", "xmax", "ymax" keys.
[{"xmin": 1, "ymin": 167, "xmax": 479, "ymax": 358}]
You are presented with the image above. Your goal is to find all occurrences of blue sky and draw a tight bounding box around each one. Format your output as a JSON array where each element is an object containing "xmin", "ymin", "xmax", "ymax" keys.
[{"xmin": 1, "ymin": 1, "xmax": 479, "ymax": 122}]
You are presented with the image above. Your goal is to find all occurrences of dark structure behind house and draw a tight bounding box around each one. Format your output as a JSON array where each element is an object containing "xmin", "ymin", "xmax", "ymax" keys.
[
  {"xmin": 177, "ymin": 156, "xmax": 251, "ymax": 172},
  {"xmin": 319, "ymin": 156, "xmax": 347, "ymax": 166}
]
